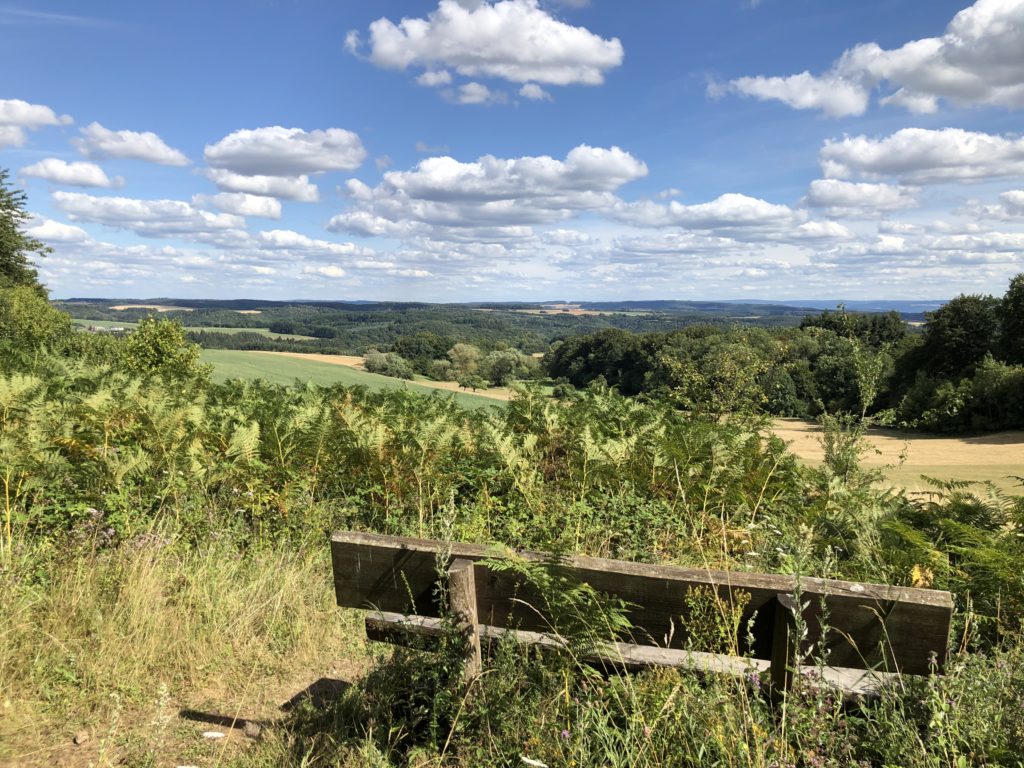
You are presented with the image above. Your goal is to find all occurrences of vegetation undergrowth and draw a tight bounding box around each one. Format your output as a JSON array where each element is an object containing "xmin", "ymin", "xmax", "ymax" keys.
[{"xmin": 2, "ymin": 171, "xmax": 1023, "ymax": 765}]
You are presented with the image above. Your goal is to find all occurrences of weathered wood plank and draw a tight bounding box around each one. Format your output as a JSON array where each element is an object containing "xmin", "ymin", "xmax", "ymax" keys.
[
  {"xmin": 770, "ymin": 594, "xmax": 798, "ymax": 695},
  {"xmin": 333, "ymin": 531, "xmax": 953, "ymax": 674},
  {"xmin": 363, "ymin": 610, "xmax": 898, "ymax": 700},
  {"xmin": 448, "ymin": 558, "xmax": 481, "ymax": 681}
]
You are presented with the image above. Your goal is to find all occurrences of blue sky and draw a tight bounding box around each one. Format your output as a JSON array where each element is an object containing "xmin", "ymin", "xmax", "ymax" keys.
[{"xmin": 2, "ymin": 0, "xmax": 1023, "ymax": 301}]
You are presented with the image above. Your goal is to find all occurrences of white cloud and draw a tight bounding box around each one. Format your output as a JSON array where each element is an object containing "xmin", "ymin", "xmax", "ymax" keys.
[
  {"xmin": 204, "ymin": 126, "xmax": 366, "ymax": 176},
  {"xmin": 613, "ymin": 192, "xmax": 800, "ymax": 230},
  {"xmin": 74, "ymin": 122, "xmax": 189, "ymax": 166},
  {"xmin": 417, "ymin": 69, "xmax": 453, "ymax": 86},
  {"xmin": 453, "ymin": 82, "xmax": 506, "ymax": 104},
  {"xmin": 519, "ymin": 82, "xmax": 553, "ymax": 101},
  {"xmin": 350, "ymin": 0, "xmax": 623, "ymax": 86},
  {"xmin": 0, "ymin": 98, "xmax": 72, "ymax": 147},
  {"xmin": 303, "ymin": 265, "xmax": 347, "ymax": 278},
  {"xmin": 820, "ymin": 128, "xmax": 1024, "ymax": 183},
  {"xmin": 20, "ymin": 158, "xmax": 122, "ymax": 188},
  {"xmin": 726, "ymin": 72, "xmax": 869, "ymax": 117},
  {"xmin": 725, "ymin": 0, "xmax": 1024, "ymax": 116},
  {"xmin": 804, "ymin": 179, "xmax": 919, "ymax": 216},
  {"xmin": 330, "ymin": 144, "xmax": 647, "ymax": 236},
  {"xmin": 192, "ymin": 192, "xmax": 282, "ymax": 219},
  {"xmin": 25, "ymin": 217, "xmax": 90, "ymax": 243},
  {"xmin": 0, "ymin": 98, "xmax": 72, "ymax": 128},
  {"xmin": 257, "ymin": 229, "xmax": 371, "ymax": 258},
  {"xmin": 52, "ymin": 191, "xmax": 245, "ymax": 239},
  {"xmin": 205, "ymin": 168, "xmax": 320, "ymax": 202},
  {"xmin": 0, "ymin": 126, "xmax": 25, "ymax": 149}
]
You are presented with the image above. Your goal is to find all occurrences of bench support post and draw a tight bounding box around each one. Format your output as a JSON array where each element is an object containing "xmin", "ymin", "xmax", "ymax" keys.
[
  {"xmin": 448, "ymin": 558, "xmax": 482, "ymax": 682},
  {"xmin": 770, "ymin": 594, "xmax": 799, "ymax": 698}
]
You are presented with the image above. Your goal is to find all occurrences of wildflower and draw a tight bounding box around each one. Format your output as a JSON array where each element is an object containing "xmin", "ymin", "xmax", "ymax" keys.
[
  {"xmin": 561, "ymin": 729, "xmax": 571, "ymax": 741},
  {"xmin": 643, "ymin": 725, "xmax": 652, "ymax": 738}
]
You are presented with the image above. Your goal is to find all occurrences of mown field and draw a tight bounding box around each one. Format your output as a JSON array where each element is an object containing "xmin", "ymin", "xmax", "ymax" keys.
[{"xmin": 200, "ymin": 349, "xmax": 500, "ymax": 409}]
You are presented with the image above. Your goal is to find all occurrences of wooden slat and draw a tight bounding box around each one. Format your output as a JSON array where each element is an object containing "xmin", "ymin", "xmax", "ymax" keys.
[
  {"xmin": 448, "ymin": 558, "xmax": 481, "ymax": 681},
  {"xmin": 333, "ymin": 531, "xmax": 953, "ymax": 674},
  {"xmin": 364, "ymin": 611, "xmax": 896, "ymax": 700}
]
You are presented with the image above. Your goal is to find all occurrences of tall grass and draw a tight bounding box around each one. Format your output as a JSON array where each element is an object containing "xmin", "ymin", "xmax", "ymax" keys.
[{"xmin": 0, "ymin": 531, "xmax": 363, "ymax": 767}]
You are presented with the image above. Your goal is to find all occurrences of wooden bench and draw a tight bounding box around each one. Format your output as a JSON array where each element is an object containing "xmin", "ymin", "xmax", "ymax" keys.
[{"xmin": 331, "ymin": 531, "xmax": 954, "ymax": 698}]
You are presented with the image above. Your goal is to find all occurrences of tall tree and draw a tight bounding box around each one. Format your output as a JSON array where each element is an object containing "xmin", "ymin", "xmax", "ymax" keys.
[
  {"xmin": 998, "ymin": 273, "xmax": 1024, "ymax": 365},
  {"xmin": 0, "ymin": 168, "xmax": 50, "ymax": 296},
  {"xmin": 921, "ymin": 294, "xmax": 1000, "ymax": 377}
]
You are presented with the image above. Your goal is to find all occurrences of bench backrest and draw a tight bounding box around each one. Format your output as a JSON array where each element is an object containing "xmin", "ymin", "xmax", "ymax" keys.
[{"xmin": 331, "ymin": 531, "xmax": 953, "ymax": 675}]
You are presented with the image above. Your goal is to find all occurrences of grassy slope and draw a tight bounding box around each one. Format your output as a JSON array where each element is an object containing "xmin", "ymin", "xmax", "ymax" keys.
[{"xmin": 201, "ymin": 349, "xmax": 500, "ymax": 410}]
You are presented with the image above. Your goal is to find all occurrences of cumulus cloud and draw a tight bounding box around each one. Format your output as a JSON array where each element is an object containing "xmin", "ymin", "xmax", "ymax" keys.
[
  {"xmin": 192, "ymin": 192, "xmax": 282, "ymax": 219},
  {"xmin": 20, "ymin": 158, "xmax": 122, "ymax": 188},
  {"xmin": 205, "ymin": 168, "xmax": 320, "ymax": 202},
  {"xmin": 349, "ymin": 0, "xmax": 623, "ymax": 87},
  {"xmin": 0, "ymin": 98, "xmax": 72, "ymax": 147},
  {"xmin": 417, "ymin": 69, "xmax": 453, "ymax": 86},
  {"xmin": 73, "ymin": 122, "xmax": 189, "ymax": 166},
  {"xmin": 804, "ymin": 179, "xmax": 919, "ymax": 216},
  {"xmin": 819, "ymin": 127, "xmax": 1024, "ymax": 183},
  {"xmin": 725, "ymin": 72, "xmax": 869, "ymax": 117},
  {"xmin": 329, "ymin": 144, "xmax": 647, "ymax": 236},
  {"xmin": 25, "ymin": 217, "xmax": 90, "ymax": 243},
  {"xmin": 303, "ymin": 265, "xmax": 347, "ymax": 278},
  {"xmin": 724, "ymin": 0, "xmax": 1024, "ymax": 116},
  {"xmin": 519, "ymin": 82, "xmax": 553, "ymax": 101},
  {"xmin": 52, "ymin": 190, "xmax": 245, "ymax": 239},
  {"xmin": 612, "ymin": 192, "xmax": 800, "ymax": 230},
  {"xmin": 204, "ymin": 126, "xmax": 366, "ymax": 176},
  {"xmin": 452, "ymin": 82, "xmax": 506, "ymax": 104}
]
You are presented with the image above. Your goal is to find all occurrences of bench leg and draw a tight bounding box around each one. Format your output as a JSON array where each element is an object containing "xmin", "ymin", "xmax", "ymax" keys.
[
  {"xmin": 448, "ymin": 558, "xmax": 482, "ymax": 682},
  {"xmin": 770, "ymin": 594, "xmax": 798, "ymax": 699}
]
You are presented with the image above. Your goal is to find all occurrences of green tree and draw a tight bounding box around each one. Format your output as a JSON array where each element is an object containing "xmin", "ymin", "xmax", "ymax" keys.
[
  {"xmin": 922, "ymin": 294, "xmax": 1000, "ymax": 376},
  {"xmin": 0, "ymin": 168, "xmax": 50, "ymax": 295},
  {"xmin": 0, "ymin": 284, "xmax": 73, "ymax": 354},
  {"xmin": 118, "ymin": 317, "xmax": 210, "ymax": 382},
  {"xmin": 999, "ymin": 273, "xmax": 1024, "ymax": 364}
]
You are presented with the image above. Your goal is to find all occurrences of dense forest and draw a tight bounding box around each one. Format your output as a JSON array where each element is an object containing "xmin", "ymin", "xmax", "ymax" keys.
[
  {"xmin": 4, "ymin": 170, "xmax": 1024, "ymax": 766},
  {"xmin": 544, "ymin": 278, "xmax": 1024, "ymax": 433}
]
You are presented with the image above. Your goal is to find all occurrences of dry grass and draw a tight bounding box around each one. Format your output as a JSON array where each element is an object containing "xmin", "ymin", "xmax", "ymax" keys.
[
  {"xmin": 771, "ymin": 418, "xmax": 1024, "ymax": 495},
  {"xmin": 0, "ymin": 536, "xmax": 367, "ymax": 768}
]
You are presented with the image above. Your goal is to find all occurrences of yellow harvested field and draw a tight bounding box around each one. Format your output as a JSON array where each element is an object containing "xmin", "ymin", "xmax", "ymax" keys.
[
  {"xmin": 770, "ymin": 418, "xmax": 1024, "ymax": 495},
  {"xmin": 110, "ymin": 304, "xmax": 193, "ymax": 312},
  {"xmin": 234, "ymin": 309, "xmax": 262, "ymax": 314}
]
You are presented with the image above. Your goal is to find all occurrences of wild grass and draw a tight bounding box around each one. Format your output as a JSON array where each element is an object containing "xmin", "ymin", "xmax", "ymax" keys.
[{"xmin": 0, "ymin": 530, "xmax": 364, "ymax": 767}]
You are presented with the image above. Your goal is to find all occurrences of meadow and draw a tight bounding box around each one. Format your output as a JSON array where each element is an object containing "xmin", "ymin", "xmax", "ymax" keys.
[{"xmin": 200, "ymin": 348, "xmax": 501, "ymax": 409}]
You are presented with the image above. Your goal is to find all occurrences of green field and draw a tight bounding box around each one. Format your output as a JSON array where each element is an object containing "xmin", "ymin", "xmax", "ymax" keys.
[
  {"xmin": 201, "ymin": 349, "xmax": 500, "ymax": 409},
  {"xmin": 73, "ymin": 318, "xmax": 316, "ymax": 341}
]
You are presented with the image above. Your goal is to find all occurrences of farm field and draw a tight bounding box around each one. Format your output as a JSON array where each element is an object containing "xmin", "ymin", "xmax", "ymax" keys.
[
  {"xmin": 770, "ymin": 418, "xmax": 1024, "ymax": 495},
  {"xmin": 200, "ymin": 349, "xmax": 500, "ymax": 409},
  {"xmin": 74, "ymin": 318, "xmax": 317, "ymax": 341}
]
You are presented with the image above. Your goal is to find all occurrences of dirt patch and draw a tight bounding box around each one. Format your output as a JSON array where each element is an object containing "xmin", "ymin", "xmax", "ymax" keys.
[
  {"xmin": 234, "ymin": 309, "xmax": 262, "ymax": 314},
  {"xmin": 770, "ymin": 418, "xmax": 1024, "ymax": 494},
  {"xmin": 256, "ymin": 351, "xmax": 368, "ymax": 369},
  {"xmin": 110, "ymin": 304, "xmax": 193, "ymax": 312}
]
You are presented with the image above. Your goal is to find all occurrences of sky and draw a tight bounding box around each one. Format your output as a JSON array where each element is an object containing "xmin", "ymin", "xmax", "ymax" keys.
[{"xmin": 2, "ymin": 0, "xmax": 1024, "ymax": 302}]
